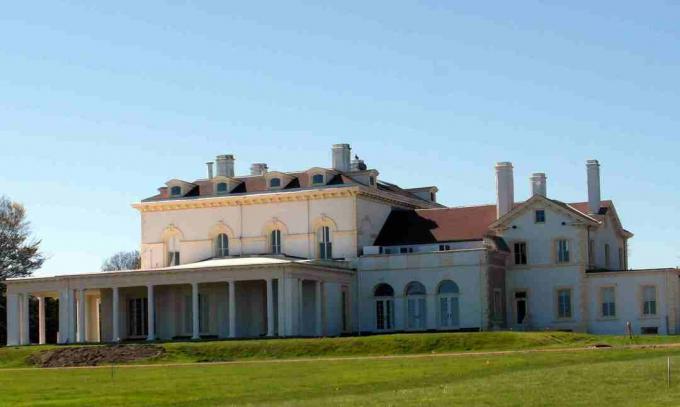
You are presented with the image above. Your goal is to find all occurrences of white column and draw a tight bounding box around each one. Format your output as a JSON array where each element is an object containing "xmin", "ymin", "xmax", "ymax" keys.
[
  {"xmin": 77, "ymin": 289, "xmax": 86, "ymax": 343},
  {"xmin": 38, "ymin": 296, "xmax": 46, "ymax": 345},
  {"xmin": 6, "ymin": 294, "xmax": 20, "ymax": 346},
  {"xmin": 298, "ymin": 279, "xmax": 304, "ymax": 335},
  {"xmin": 192, "ymin": 282, "xmax": 200, "ymax": 340},
  {"xmin": 58, "ymin": 290, "xmax": 70, "ymax": 344},
  {"xmin": 266, "ymin": 279, "xmax": 275, "ymax": 337},
  {"xmin": 112, "ymin": 287, "xmax": 120, "ymax": 342},
  {"xmin": 228, "ymin": 281, "xmax": 236, "ymax": 338},
  {"xmin": 315, "ymin": 281, "xmax": 323, "ymax": 337},
  {"xmin": 277, "ymin": 278, "xmax": 286, "ymax": 336},
  {"xmin": 147, "ymin": 285, "xmax": 155, "ymax": 341},
  {"xmin": 20, "ymin": 293, "xmax": 30, "ymax": 345}
]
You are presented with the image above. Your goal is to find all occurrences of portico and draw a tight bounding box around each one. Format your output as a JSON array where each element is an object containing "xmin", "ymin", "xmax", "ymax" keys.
[{"xmin": 4, "ymin": 257, "xmax": 354, "ymax": 345}]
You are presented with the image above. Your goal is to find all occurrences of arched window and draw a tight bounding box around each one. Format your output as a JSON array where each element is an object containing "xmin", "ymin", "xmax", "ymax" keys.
[
  {"xmin": 170, "ymin": 186, "xmax": 182, "ymax": 197},
  {"xmin": 318, "ymin": 226, "xmax": 332, "ymax": 260},
  {"xmin": 438, "ymin": 280, "xmax": 460, "ymax": 328},
  {"xmin": 167, "ymin": 234, "xmax": 181, "ymax": 266},
  {"xmin": 374, "ymin": 283, "xmax": 394, "ymax": 330},
  {"xmin": 312, "ymin": 174, "xmax": 324, "ymax": 185},
  {"xmin": 215, "ymin": 233, "xmax": 229, "ymax": 257},
  {"xmin": 270, "ymin": 178, "xmax": 281, "ymax": 188},
  {"xmin": 271, "ymin": 229, "xmax": 282, "ymax": 255},
  {"xmin": 216, "ymin": 182, "xmax": 228, "ymax": 194},
  {"xmin": 405, "ymin": 282, "xmax": 427, "ymax": 330}
]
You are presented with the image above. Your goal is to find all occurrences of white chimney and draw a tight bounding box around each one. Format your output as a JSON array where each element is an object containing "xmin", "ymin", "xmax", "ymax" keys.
[
  {"xmin": 206, "ymin": 162, "xmax": 214, "ymax": 180},
  {"xmin": 495, "ymin": 162, "xmax": 514, "ymax": 219},
  {"xmin": 215, "ymin": 154, "xmax": 235, "ymax": 178},
  {"xmin": 587, "ymin": 159, "xmax": 601, "ymax": 214},
  {"xmin": 530, "ymin": 173, "xmax": 547, "ymax": 197},
  {"xmin": 332, "ymin": 144, "xmax": 351, "ymax": 172},
  {"xmin": 250, "ymin": 163, "xmax": 268, "ymax": 176}
]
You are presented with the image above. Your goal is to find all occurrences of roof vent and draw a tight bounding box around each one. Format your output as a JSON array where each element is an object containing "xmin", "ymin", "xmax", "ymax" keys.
[{"xmin": 350, "ymin": 156, "xmax": 367, "ymax": 171}]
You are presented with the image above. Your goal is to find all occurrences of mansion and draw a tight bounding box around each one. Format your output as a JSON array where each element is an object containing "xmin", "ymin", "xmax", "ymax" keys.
[{"xmin": 4, "ymin": 144, "xmax": 678, "ymax": 346}]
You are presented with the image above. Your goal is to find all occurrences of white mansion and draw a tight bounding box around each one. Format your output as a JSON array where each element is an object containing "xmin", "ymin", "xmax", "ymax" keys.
[{"xmin": 4, "ymin": 144, "xmax": 678, "ymax": 345}]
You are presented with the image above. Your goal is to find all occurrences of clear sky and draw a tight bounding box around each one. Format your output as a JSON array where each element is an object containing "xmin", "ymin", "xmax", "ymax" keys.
[{"xmin": 1, "ymin": 1, "xmax": 678, "ymax": 276}]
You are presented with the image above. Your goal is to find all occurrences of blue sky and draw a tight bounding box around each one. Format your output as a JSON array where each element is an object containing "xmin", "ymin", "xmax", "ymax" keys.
[{"xmin": 1, "ymin": 1, "xmax": 678, "ymax": 276}]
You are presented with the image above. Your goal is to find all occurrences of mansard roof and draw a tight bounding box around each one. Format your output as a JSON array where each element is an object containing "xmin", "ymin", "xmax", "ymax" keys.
[{"xmin": 374, "ymin": 198, "xmax": 627, "ymax": 246}]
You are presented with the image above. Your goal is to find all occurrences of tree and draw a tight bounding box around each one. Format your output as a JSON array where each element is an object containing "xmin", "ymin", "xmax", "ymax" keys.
[
  {"xmin": 101, "ymin": 250, "xmax": 141, "ymax": 271},
  {"xmin": 0, "ymin": 195, "xmax": 45, "ymax": 345}
]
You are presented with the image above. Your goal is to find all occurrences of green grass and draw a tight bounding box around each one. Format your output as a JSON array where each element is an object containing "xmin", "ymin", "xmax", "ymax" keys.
[{"xmin": 3, "ymin": 346, "xmax": 680, "ymax": 405}]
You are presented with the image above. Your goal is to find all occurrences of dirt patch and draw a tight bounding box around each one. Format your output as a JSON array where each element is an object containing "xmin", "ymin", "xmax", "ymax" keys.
[{"xmin": 30, "ymin": 344, "xmax": 165, "ymax": 368}]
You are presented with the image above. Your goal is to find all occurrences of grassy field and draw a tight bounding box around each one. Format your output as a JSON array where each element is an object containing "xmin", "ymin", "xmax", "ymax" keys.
[{"xmin": 3, "ymin": 332, "xmax": 680, "ymax": 405}]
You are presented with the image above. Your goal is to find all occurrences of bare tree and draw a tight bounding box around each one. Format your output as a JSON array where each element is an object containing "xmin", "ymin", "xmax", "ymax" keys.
[
  {"xmin": 101, "ymin": 250, "xmax": 141, "ymax": 271},
  {"xmin": 1, "ymin": 195, "xmax": 45, "ymax": 345}
]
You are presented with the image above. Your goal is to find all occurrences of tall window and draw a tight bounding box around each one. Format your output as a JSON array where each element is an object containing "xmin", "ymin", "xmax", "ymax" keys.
[
  {"xmin": 557, "ymin": 288, "xmax": 572, "ymax": 319},
  {"xmin": 270, "ymin": 178, "xmax": 281, "ymax": 188},
  {"xmin": 557, "ymin": 240, "xmax": 570, "ymax": 263},
  {"xmin": 405, "ymin": 282, "xmax": 427, "ymax": 330},
  {"xmin": 514, "ymin": 242, "xmax": 527, "ymax": 265},
  {"xmin": 215, "ymin": 233, "xmax": 229, "ymax": 257},
  {"xmin": 216, "ymin": 182, "xmax": 228, "ymax": 194},
  {"xmin": 311, "ymin": 174, "xmax": 324, "ymax": 185},
  {"xmin": 643, "ymin": 286, "xmax": 657, "ymax": 316},
  {"xmin": 271, "ymin": 229, "xmax": 282, "ymax": 254},
  {"xmin": 438, "ymin": 280, "xmax": 460, "ymax": 328},
  {"xmin": 170, "ymin": 186, "xmax": 182, "ymax": 197},
  {"xmin": 619, "ymin": 248, "xmax": 624, "ymax": 270},
  {"xmin": 128, "ymin": 298, "xmax": 148, "ymax": 337},
  {"xmin": 492, "ymin": 288, "xmax": 503, "ymax": 321},
  {"xmin": 318, "ymin": 226, "xmax": 332, "ymax": 260},
  {"xmin": 601, "ymin": 287, "xmax": 616, "ymax": 317},
  {"xmin": 167, "ymin": 235, "xmax": 180, "ymax": 266},
  {"xmin": 535, "ymin": 210, "xmax": 546, "ymax": 223},
  {"xmin": 604, "ymin": 244, "xmax": 611, "ymax": 268},
  {"xmin": 588, "ymin": 239, "xmax": 595, "ymax": 267},
  {"xmin": 374, "ymin": 284, "xmax": 394, "ymax": 330}
]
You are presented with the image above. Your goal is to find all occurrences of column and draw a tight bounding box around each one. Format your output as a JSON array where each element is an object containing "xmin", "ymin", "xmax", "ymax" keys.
[
  {"xmin": 192, "ymin": 282, "xmax": 200, "ymax": 340},
  {"xmin": 77, "ymin": 289, "xmax": 86, "ymax": 343},
  {"xmin": 315, "ymin": 281, "xmax": 323, "ymax": 337},
  {"xmin": 298, "ymin": 279, "xmax": 303, "ymax": 335},
  {"xmin": 112, "ymin": 287, "xmax": 120, "ymax": 342},
  {"xmin": 147, "ymin": 285, "xmax": 155, "ymax": 341},
  {"xmin": 58, "ymin": 289, "xmax": 70, "ymax": 344},
  {"xmin": 20, "ymin": 293, "xmax": 30, "ymax": 345},
  {"xmin": 6, "ymin": 293, "xmax": 20, "ymax": 346},
  {"xmin": 37, "ymin": 296, "xmax": 46, "ymax": 345},
  {"xmin": 266, "ymin": 279, "xmax": 275, "ymax": 337},
  {"xmin": 228, "ymin": 281, "xmax": 236, "ymax": 338},
  {"xmin": 277, "ymin": 278, "xmax": 286, "ymax": 337}
]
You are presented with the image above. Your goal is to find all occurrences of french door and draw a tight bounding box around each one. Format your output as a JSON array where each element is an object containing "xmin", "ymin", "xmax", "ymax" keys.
[
  {"xmin": 406, "ymin": 297, "xmax": 426, "ymax": 330},
  {"xmin": 375, "ymin": 299, "xmax": 394, "ymax": 330},
  {"xmin": 439, "ymin": 295, "xmax": 459, "ymax": 329}
]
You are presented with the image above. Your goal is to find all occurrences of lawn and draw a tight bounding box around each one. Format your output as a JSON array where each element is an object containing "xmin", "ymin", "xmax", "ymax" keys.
[{"xmin": 3, "ymin": 332, "xmax": 680, "ymax": 406}]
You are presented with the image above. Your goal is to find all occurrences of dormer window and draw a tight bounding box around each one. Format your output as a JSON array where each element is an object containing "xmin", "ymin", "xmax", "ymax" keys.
[
  {"xmin": 312, "ymin": 174, "xmax": 325, "ymax": 185},
  {"xmin": 216, "ymin": 182, "xmax": 228, "ymax": 194},
  {"xmin": 369, "ymin": 176, "xmax": 375, "ymax": 186},
  {"xmin": 270, "ymin": 178, "xmax": 281, "ymax": 188},
  {"xmin": 170, "ymin": 186, "xmax": 182, "ymax": 197}
]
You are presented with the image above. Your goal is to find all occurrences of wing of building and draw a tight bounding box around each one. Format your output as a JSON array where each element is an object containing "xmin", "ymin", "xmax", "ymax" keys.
[{"xmin": 3, "ymin": 146, "xmax": 678, "ymax": 345}]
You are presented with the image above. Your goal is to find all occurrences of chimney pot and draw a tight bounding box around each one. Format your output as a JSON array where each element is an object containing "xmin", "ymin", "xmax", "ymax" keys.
[
  {"xmin": 206, "ymin": 162, "xmax": 214, "ymax": 180},
  {"xmin": 495, "ymin": 162, "xmax": 515, "ymax": 219},
  {"xmin": 332, "ymin": 144, "xmax": 351, "ymax": 172},
  {"xmin": 530, "ymin": 172, "xmax": 547, "ymax": 197}
]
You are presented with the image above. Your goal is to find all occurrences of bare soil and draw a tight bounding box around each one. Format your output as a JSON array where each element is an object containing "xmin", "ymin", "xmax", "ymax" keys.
[{"xmin": 30, "ymin": 344, "xmax": 165, "ymax": 368}]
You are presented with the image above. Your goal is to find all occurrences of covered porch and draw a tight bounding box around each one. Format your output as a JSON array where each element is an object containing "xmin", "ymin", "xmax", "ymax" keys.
[{"xmin": 4, "ymin": 257, "xmax": 355, "ymax": 345}]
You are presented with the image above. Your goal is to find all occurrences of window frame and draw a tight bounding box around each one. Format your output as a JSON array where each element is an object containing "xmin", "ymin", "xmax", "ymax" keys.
[
  {"xmin": 311, "ymin": 173, "xmax": 325, "ymax": 185},
  {"xmin": 215, "ymin": 182, "xmax": 229, "ymax": 194},
  {"xmin": 167, "ymin": 234, "xmax": 181, "ymax": 266},
  {"xmin": 555, "ymin": 287, "xmax": 573, "ymax": 320},
  {"xmin": 513, "ymin": 242, "xmax": 528, "ymax": 265},
  {"xmin": 215, "ymin": 233, "xmax": 229, "ymax": 257},
  {"xmin": 555, "ymin": 239, "xmax": 571, "ymax": 264},
  {"xmin": 641, "ymin": 285, "xmax": 657, "ymax": 317},
  {"xmin": 600, "ymin": 286, "xmax": 617, "ymax": 319},
  {"xmin": 269, "ymin": 178, "xmax": 282, "ymax": 189},
  {"xmin": 318, "ymin": 226, "xmax": 333, "ymax": 260},
  {"xmin": 271, "ymin": 229, "xmax": 282, "ymax": 255},
  {"xmin": 535, "ymin": 209, "xmax": 546, "ymax": 224},
  {"xmin": 170, "ymin": 186, "xmax": 182, "ymax": 197}
]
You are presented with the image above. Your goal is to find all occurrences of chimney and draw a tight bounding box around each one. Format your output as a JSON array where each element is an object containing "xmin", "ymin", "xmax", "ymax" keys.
[
  {"xmin": 215, "ymin": 154, "xmax": 235, "ymax": 178},
  {"xmin": 530, "ymin": 173, "xmax": 547, "ymax": 197},
  {"xmin": 587, "ymin": 159, "xmax": 601, "ymax": 214},
  {"xmin": 250, "ymin": 163, "xmax": 268, "ymax": 176},
  {"xmin": 332, "ymin": 144, "xmax": 351, "ymax": 172},
  {"xmin": 495, "ymin": 162, "xmax": 514, "ymax": 219},
  {"xmin": 350, "ymin": 158, "xmax": 367, "ymax": 172},
  {"xmin": 206, "ymin": 162, "xmax": 214, "ymax": 180}
]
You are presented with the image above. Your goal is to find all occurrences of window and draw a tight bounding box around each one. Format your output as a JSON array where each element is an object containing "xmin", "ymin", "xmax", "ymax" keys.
[
  {"xmin": 641, "ymin": 327, "xmax": 658, "ymax": 335},
  {"xmin": 271, "ymin": 229, "xmax": 282, "ymax": 254},
  {"xmin": 604, "ymin": 244, "xmax": 611, "ymax": 268},
  {"xmin": 405, "ymin": 282, "xmax": 427, "ymax": 330},
  {"xmin": 618, "ymin": 247, "xmax": 624, "ymax": 270},
  {"xmin": 514, "ymin": 242, "xmax": 527, "ymax": 265},
  {"xmin": 492, "ymin": 288, "xmax": 503, "ymax": 321},
  {"xmin": 535, "ymin": 210, "xmax": 546, "ymax": 223},
  {"xmin": 438, "ymin": 280, "xmax": 460, "ymax": 328},
  {"xmin": 170, "ymin": 186, "xmax": 182, "ymax": 197},
  {"xmin": 643, "ymin": 286, "xmax": 657, "ymax": 316},
  {"xmin": 400, "ymin": 247, "xmax": 414, "ymax": 254},
  {"xmin": 167, "ymin": 235, "xmax": 180, "ymax": 266},
  {"xmin": 215, "ymin": 233, "xmax": 229, "ymax": 257},
  {"xmin": 318, "ymin": 226, "xmax": 332, "ymax": 260},
  {"xmin": 439, "ymin": 244, "xmax": 451, "ymax": 251},
  {"xmin": 311, "ymin": 174, "xmax": 324, "ymax": 185},
  {"xmin": 216, "ymin": 182, "xmax": 228, "ymax": 194},
  {"xmin": 557, "ymin": 240, "xmax": 570, "ymax": 263},
  {"xmin": 557, "ymin": 289, "xmax": 572, "ymax": 319},
  {"xmin": 588, "ymin": 239, "xmax": 595, "ymax": 267},
  {"xmin": 369, "ymin": 176, "xmax": 375, "ymax": 186},
  {"xmin": 128, "ymin": 298, "xmax": 148, "ymax": 337},
  {"xmin": 269, "ymin": 178, "xmax": 281, "ymax": 188},
  {"xmin": 601, "ymin": 287, "xmax": 616, "ymax": 318},
  {"xmin": 374, "ymin": 284, "xmax": 394, "ymax": 330},
  {"xmin": 384, "ymin": 248, "xmax": 393, "ymax": 255}
]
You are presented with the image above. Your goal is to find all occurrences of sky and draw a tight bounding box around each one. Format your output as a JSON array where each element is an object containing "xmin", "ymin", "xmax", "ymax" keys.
[{"xmin": 1, "ymin": 1, "xmax": 679, "ymax": 276}]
